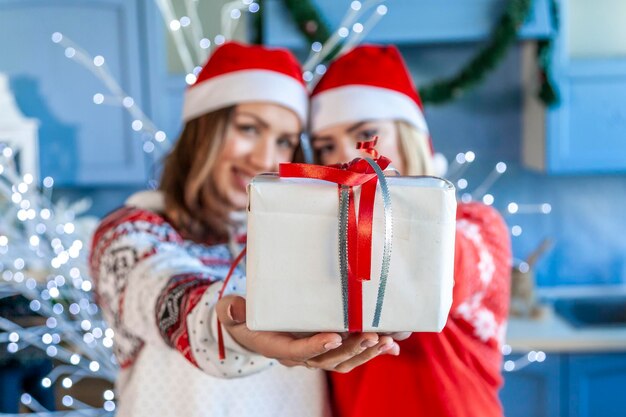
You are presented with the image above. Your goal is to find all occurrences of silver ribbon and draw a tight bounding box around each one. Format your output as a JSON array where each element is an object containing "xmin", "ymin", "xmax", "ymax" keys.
[{"xmin": 337, "ymin": 158, "xmax": 393, "ymax": 329}]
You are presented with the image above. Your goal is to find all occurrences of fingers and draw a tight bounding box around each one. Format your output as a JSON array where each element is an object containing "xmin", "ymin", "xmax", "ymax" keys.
[
  {"xmin": 304, "ymin": 333, "xmax": 379, "ymax": 369},
  {"xmin": 378, "ymin": 331, "xmax": 412, "ymax": 341},
  {"xmin": 215, "ymin": 295, "xmax": 247, "ymax": 327},
  {"xmin": 215, "ymin": 296, "xmax": 401, "ymax": 373},
  {"xmin": 390, "ymin": 332, "xmax": 412, "ymax": 341},
  {"xmin": 334, "ymin": 336, "xmax": 398, "ymax": 373}
]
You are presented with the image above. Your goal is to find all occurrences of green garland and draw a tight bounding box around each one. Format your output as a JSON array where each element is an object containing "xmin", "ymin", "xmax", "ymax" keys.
[{"xmin": 278, "ymin": 0, "xmax": 557, "ymax": 106}]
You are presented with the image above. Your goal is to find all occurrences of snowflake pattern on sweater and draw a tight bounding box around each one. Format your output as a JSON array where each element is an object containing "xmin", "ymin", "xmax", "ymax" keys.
[{"xmin": 452, "ymin": 203, "xmax": 512, "ymax": 347}]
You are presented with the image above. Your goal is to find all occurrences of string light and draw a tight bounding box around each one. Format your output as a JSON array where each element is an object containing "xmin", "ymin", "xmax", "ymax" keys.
[
  {"xmin": 185, "ymin": 73, "xmax": 197, "ymax": 85},
  {"xmin": 199, "ymin": 38, "xmax": 211, "ymax": 49},
  {"xmin": 155, "ymin": 131, "xmax": 167, "ymax": 143},
  {"xmin": 132, "ymin": 120, "xmax": 144, "ymax": 131},
  {"xmin": 143, "ymin": 142, "xmax": 156, "ymax": 153},
  {"xmin": 169, "ymin": 19, "xmax": 181, "ymax": 31},
  {"xmin": 93, "ymin": 55, "xmax": 105, "ymax": 67}
]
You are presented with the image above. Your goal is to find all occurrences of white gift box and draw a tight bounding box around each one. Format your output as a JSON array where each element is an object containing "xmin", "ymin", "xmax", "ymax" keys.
[{"xmin": 246, "ymin": 174, "xmax": 457, "ymax": 332}]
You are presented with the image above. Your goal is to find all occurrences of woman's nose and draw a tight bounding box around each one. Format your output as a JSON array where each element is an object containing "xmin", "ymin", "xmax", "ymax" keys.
[
  {"xmin": 332, "ymin": 141, "xmax": 362, "ymax": 165},
  {"xmin": 248, "ymin": 137, "xmax": 276, "ymax": 172}
]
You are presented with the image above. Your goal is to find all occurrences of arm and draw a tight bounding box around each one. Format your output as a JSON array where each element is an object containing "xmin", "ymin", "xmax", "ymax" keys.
[
  {"xmin": 90, "ymin": 207, "xmax": 271, "ymax": 377},
  {"xmin": 451, "ymin": 203, "xmax": 512, "ymax": 343}
]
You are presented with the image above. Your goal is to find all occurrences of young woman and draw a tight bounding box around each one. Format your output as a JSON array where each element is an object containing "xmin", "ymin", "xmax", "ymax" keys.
[
  {"xmin": 89, "ymin": 42, "xmax": 398, "ymax": 417},
  {"xmin": 309, "ymin": 45, "xmax": 513, "ymax": 417}
]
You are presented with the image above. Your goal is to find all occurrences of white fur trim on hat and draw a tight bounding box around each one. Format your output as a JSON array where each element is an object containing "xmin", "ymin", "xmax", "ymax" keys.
[
  {"xmin": 183, "ymin": 69, "xmax": 307, "ymax": 125},
  {"xmin": 311, "ymin": 85, "xmax": 428, "ymax": 134}
]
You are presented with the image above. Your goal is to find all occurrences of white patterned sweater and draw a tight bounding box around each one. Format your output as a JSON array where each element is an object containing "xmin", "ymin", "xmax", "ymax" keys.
[{"xmin": 89, "ymin": 192, "xmax": 331, "ymax": 417}]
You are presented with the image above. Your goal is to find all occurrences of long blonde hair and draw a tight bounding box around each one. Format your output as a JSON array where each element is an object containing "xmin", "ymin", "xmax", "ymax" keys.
[
  {"xmin": 395, "ymin": 121, "xmax": 435, "ymax": 176},
  {"xmin": 159, "ymin": 107, "xmax": 234, "ymax": 243}
]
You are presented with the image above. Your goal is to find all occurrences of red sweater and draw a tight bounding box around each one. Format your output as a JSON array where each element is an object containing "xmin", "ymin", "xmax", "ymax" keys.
[{"xmin": 330, "ymin": 203, "xmax": 512, "ymax": 417}]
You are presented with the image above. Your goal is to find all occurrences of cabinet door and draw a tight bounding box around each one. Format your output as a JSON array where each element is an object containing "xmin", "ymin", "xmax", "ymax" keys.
[
  {"xmin": 568, "ymin": 353, "xmax": 626, "ymax": 417},
  {"xmin": 499, "ymin": 353, "xmax": 563, "ymax": 417},
  {"xmin": 263, "ymin": 0, "xmax": 553, "ymax": 48},
  {"xmin": 0, "ymin": 0, "xmax": 148, "ymax": 186},
  {"xmin": 524, "ymin": 0, "xmax": 626, "ymax": 173}
]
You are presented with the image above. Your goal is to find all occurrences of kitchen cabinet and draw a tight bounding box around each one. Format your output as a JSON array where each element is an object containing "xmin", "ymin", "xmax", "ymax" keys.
[
  {"xmin": 522, "ymin": 0, "xmax": 626, "ymax": 173},
  {"xmin": 263, "ymin": 0, "xmax": 554, "ymax": 48},
  {"xmin": 0, "ymin": 0, "xmax": 150, "ymax": 186},
  {"xmin": 500, "ymin": 352, "xmax": 626, "ymax": 416}
]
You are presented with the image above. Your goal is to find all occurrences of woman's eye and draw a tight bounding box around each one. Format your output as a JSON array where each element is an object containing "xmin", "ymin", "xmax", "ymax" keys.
[
  {"xmin": 237, "ymin": 124, "xmax": 260, "ymax": 136},
  {"xmin": 277, "ymin": 137, "xmax": 297, "ymax": 149},
  {"xmin": 315, "ymin": 144, "xmax": 335, "ymax": 155},
  {"xmin": 356, "ymin": 129, "xmax": 378, "ymax": 141}
]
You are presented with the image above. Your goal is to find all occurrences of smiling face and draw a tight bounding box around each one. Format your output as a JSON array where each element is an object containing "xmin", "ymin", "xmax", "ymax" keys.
[
  {"xmin": 310, "ymin": 119, "xmax": 406, "ymax": 173},
  {"xmin": 211, "ymin": 102, "xmax": 301, "ymax": 210}
]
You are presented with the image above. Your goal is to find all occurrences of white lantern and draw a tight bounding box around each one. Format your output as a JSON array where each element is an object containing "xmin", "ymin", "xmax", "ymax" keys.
[{"xmin": 0, "ymin": 72, "xmax": 40, "ymax": 182}]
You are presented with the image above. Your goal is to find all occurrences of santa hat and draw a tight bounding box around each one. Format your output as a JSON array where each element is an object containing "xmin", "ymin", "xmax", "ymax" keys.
[
  {"xmin": 310, "ymin": 45, "xmax": 428, "ymax": 136},
  {"xmin": 182, "ymin": 42, "xmax": 307, "ymax": 124}
]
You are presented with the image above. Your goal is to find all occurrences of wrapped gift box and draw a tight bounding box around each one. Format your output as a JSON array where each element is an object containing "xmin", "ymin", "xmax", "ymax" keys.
[{"xmin": 246, "ymin": 173, "xmax": 456, "ymax": 332}]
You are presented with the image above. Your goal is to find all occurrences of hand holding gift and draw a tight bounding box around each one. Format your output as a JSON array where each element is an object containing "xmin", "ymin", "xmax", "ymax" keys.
[{"xmin": 216, "ymin": 294, "xmax": 399, "ymax": 373}]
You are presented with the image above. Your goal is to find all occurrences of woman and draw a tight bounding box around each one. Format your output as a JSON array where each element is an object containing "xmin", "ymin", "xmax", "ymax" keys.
[
  {"xmin": 309, "ymin": 45, "xmax": 512, "ymax": 417},
  {"xmin": 89, "ymin": 42, "xmax": 397, "ymax": 417}
]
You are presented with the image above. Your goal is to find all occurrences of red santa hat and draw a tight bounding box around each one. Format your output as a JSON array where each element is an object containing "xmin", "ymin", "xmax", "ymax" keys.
[
  {"xmin": 310, "ymin": 45, "xmax": 428, "ymax": 136},
  {"xmin": 182, "ymin": 42, "xmax": 307, "ymax": 124}
]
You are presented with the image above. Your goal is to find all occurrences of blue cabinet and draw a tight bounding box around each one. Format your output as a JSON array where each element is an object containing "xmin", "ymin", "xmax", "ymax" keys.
[
  {"xmin": 500, "ymin": 354, "xmax": 563, "ymax": 417},
  {"xmin": 500, "ymin": 352, "xmax": 626, "ymax": 417},
  {"xmin": 263, "ymin": 0, "xmax": 554, "ymax": 48},
  {"xmin": 0, "ymin": 0, "xmax": 150, "ymax": 186},
  {"xmin": 567, "ymin": 353, "xmax": 626, "ymax": 417},
  {"xmin": 522, "ymin": 0, "xmax": 626, "ymax": 173}
]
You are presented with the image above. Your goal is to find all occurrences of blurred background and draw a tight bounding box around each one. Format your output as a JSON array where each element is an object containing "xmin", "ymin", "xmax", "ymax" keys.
[{"xmin": 0, "ymin": 0, "xmax": 625, "ymax": 416}]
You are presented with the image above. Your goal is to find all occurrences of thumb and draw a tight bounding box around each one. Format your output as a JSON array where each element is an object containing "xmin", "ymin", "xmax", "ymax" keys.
[{"xmin": 216, "ymin": 295, "xmax": 247, "ymax": 327}]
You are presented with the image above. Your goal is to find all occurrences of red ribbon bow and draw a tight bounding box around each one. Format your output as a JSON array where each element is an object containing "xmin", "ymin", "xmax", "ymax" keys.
[{"xmin": 279, "ymin": 138, "xmax": 390, "ymax": 332}]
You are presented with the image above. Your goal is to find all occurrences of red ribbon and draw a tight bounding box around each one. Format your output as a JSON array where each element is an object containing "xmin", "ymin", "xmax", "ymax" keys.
[
  {"xmin": 217, "ymin": 246, "xmax": 247, "ymax": 360},
  {"xmin": 279, "ymin": 140, "xmax": 390, "ymax": 332}
]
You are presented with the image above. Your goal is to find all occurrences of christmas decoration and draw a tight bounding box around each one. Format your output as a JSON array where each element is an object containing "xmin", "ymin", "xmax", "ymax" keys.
[
  {"xmin": 0, "ymin": 140, "xmax": 117, "ymax": 415},
  {"xmin": 280, "ymin": 0, "xmax": 559, "ymax": 105}
]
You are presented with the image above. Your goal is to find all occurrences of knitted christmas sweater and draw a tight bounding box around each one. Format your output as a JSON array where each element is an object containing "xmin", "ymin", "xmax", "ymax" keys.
[
  {"xmin": 89, "ymin": 193, "xmax": 330, "ymax": 417},
  {"xmin": 330, "ymin": 202, "xmax": 512, "ymax": 417}
]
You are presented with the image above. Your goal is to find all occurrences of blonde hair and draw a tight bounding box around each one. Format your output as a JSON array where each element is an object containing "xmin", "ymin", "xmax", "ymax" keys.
[
  {"xmin": 159, "ymin": 107, "xmax": 234, "ymax": 243},
  {"xmin": 395, "ymin": 121, "xmax": 435, "ymax": 176}
]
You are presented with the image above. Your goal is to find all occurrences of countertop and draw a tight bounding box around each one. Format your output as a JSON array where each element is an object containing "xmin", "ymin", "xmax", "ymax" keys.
[
  {"xmin": 505, "ymin": 285, "xmax": 626, "ymax": 352},
  {"xmin": 506, "ymin": 309, "xmax": 626, "ymax": 353}
]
